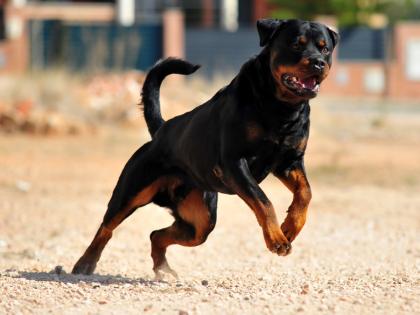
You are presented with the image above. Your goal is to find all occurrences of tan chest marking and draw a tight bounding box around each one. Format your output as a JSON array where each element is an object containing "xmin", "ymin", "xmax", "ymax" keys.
[{"xmin": 245, "ymin": 121, "xmax": 264, "ymax": 141}]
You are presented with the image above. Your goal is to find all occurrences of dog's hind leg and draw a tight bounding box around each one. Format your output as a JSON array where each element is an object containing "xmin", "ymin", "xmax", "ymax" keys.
[
  {"xmin": 72, "ymin": 144, "xmax": 167, "ymax": 275},
  {"xmin": 150, "ymin": 189, "xmax": 217, "ymax": 279}
]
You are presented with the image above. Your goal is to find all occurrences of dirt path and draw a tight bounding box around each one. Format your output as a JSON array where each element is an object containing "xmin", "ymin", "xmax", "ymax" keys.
[{"xmin": 0, "ymin": 117, "xmax": 419, "ymax": 314}]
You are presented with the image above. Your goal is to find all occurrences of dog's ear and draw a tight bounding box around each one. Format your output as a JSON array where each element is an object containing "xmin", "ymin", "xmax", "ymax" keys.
[
  {"xmin": 257, "ymin": 19, "xmax": 287, "ymax": 47},
  {"xmin": 326, "ymin": 26, "xmax": 339, "ymax": 48}
]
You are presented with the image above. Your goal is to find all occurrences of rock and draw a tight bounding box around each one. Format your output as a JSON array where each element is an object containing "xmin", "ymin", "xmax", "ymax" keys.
[
  {"xmin": 0, "ymin": 113, "xmax": 19, "ymax": 133},
  {"xmin": 15, "ymin": 180, "xmax": 31, "ymax": 193},
  {"xmin": 54, "ymin": 265, "xmax": 65, "ymax": 275},
  {"xmin": 0, "ymin": 239, "xmax": 7, "ymax": 248},
  {"xmin": 201, "ymin": 280, "xmax": 209, "ymax": 286},
  {"xmin": 300, "ymin": 284, "xmax": 310, "ymax": 294}
]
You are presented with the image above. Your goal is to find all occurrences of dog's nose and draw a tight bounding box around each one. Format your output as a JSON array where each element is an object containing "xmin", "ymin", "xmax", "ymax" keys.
[{"xmin": 310, "ymin": 58, "xmax": 326, "ymax": 72}]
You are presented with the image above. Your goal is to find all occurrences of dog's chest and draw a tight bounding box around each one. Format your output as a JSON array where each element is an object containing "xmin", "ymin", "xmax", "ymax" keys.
[
  {"xmin": 258, "ymin": 130, "xmax": 307, "ymax": 160},
  {"xmin": 246, "ymin": 116, "xmax": 309, "ymax": 151},
  {"xmin": 245, "ymin": 119, "xmax": 309, "ymax": 181},
  {"xmin": 266, "ymin": 129, "xmax": 306, "ymax": 148}
]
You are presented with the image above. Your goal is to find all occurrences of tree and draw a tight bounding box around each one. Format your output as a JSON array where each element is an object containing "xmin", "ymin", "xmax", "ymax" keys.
[{"xmin": 269, "ymin": 0, "xmax": 418, "ymax": 27}]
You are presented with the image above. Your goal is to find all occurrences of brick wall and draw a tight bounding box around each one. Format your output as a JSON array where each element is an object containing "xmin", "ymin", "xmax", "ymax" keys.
[
  {"xmin": 322, "ymin": 62, "xmax": 385, "ymax": 97},
  {"xmin": 322, "ymin": 22, "xmax": 420, "ymax": 100},
  {"xmin": 387, "ymin": 23, "xmax": 420, "ymax": 99}
]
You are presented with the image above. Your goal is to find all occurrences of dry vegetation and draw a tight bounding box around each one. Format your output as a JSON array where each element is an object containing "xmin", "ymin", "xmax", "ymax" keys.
[{"xmin": 0, "ymin": 72, "xmax": 419, "ymax": 314}]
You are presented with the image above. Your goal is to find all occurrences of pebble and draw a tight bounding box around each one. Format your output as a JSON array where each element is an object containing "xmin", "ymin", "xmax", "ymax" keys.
[
  {"xmin": 300, "ymin": 284, "xmax": 310, "ymax": 295},
  {"xmin": 0, "ymin": 144, "xmax": 417, "ymax": 315},
  {"xmin": 144, "ymin": 304, "xmax": 153, "ymax": 312},
  {"xmin": 15, "ymin": 180, "xmax": 31, "ymax": 192},
  {"xmin": 92, "ymin": 283, "xmax": 101, "ymax": 289},
  {"xmin": 0, "ymin": 239, "xmax": 7, "ymax": 248},
  {"xmin": 53, "ymin": 265, "xmax": 65, "ymax": 275}
]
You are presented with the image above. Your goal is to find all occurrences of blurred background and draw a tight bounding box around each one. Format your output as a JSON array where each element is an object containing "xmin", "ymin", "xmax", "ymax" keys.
[
  {"xmin": 0, "ymin": 2, "xmax": 419, "ymax": 313},
  {"xmin": 0, "ymin": 0, "xmax": 420, "ymax": 134},
  {"xmin": 0, "ymin": 0, "xmax": 419, "ymax": 241},
  {"xmin": 0, "ymin": 2, "xmax": 418, "ymax": 212}
]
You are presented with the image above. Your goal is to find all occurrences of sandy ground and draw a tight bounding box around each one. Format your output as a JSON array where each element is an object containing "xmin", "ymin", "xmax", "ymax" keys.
[{"xmin": 0, "ymin": 97, "xmax": 419, "ymax": 314}]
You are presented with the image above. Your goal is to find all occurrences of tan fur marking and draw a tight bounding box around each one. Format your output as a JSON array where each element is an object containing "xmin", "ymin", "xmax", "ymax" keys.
[
  {"xmin": 319, "ymin": 62, "xmax": 330, "ymax": 81},
  {"xmin": 245, "ymin": 121, "xmax": 264, "ymax": 141},
  {"xmin": 301, "ymin": 58, "xmax": 310, "ymax": 66},
  {"xmin": 71, "ymin": 224, "xmax": 113, "ymax": 273},
  {"xmin": 150, "ymin": 188, "xmax": 215, "ymax": 274},
  {"xmin": 299, "ymin": 36, "xmax": 308, "ymax": 44},
  {"xmin": 232, "ymin": 186, "xmax": 289, "ymax": 252},
  {"xmin": 276, "ymin": 168, "xmax": 312, "ymax": 242},
  {"xmin": 177, "ymin": 190, "xmax": 211, "ymax": 239},
  {"xmin": 297, "ymin": 136, "xmax": 308, "ymax": 151},
  {"xmin": 128, "ymin": 179, "xmax": 163, "ymax": 208},
  {"xmin": 107, "ymin": 177, "xmax": 179, "ymax": 230},
  {"xmin": 270, "ymin": 51, "xmax": 332, "ymax": 103},
  {"xmin": 87, "ymin": 225, "xmax": 112, "ymax": 253}
]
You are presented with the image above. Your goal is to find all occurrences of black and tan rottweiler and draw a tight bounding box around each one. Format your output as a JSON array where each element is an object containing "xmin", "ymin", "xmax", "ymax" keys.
[{"xmin": 72, "ymin": 19, "xmax": 338, "ymax": 278}]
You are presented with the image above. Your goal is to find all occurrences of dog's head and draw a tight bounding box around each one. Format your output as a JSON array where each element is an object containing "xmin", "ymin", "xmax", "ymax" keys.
[{"xmin": 257, "ymin": 19, "xmax": 339, "ymax": 103}]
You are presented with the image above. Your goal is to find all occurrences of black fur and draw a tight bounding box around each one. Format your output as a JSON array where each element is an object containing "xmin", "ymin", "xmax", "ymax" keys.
[
  {"xmin": 72, "ymin": 19, "xmax": 338, "ymax": 276},
  {"xmin": 141, "ymin": 58, "xmax": 200, "ymax": 136}
]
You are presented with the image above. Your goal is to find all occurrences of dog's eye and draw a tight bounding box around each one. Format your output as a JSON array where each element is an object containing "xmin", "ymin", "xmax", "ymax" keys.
[{"xmin": 321, "ymin": 47, "xmax": 330, "ymax": 55}]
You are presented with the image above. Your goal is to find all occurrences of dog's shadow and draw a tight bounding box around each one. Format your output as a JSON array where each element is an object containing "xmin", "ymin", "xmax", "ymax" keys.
[{"xmin": 7, "ymin": 270, "xmax": 166, "ymax": 286}]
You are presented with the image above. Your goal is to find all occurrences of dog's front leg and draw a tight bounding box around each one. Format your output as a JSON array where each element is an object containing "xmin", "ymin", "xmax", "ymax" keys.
[
  {"xmin": 223, "ymin": 158, "xmax": 291, "ymax": 256},
  {"xmin": 274, "ymin": 162, "xmax": 312, "ymax": 242}
]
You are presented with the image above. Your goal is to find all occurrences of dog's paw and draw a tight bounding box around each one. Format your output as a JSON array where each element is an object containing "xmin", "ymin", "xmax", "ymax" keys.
[
  {"xmin": 270, "ymin": 241, "xmax": 292, "ymax": 256},
  {"xmin": 72, "ymin": 260, "xmax": 97, "ymax": 275},
  {"xmin": 263, "ymin": 228, "xmax": 292, "ymax": 256},
  {"xmin": 153, "ymin": 261, "xmax": 179, "ymax": 281}
]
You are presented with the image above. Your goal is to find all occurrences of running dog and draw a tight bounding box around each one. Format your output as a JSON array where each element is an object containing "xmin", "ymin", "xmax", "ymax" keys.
[{"xmin": 72, "ymin": 19, "xmax": 339, "ymax": 278}]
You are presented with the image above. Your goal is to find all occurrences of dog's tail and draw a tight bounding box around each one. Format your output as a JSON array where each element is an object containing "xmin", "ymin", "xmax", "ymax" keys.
[{"xmin": 141, "ymin": 58, "xmax": 201, "ymax": 137}]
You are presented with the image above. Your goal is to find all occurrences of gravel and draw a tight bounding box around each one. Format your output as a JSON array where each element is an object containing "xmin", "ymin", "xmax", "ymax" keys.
[{"xmin": 0, "ymin": 121, "xmax": 419, "ymax": 315}]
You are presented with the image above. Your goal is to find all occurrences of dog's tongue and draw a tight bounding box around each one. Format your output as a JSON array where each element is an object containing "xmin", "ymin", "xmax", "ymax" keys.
[{"xmin": 300, "ymin": 77, "xmax": 317, "ymax": 89}]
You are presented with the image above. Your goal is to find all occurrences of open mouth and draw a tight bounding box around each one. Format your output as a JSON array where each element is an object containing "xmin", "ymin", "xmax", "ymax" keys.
[{"xmin": 282, "ymin": 74, "xmax": 320, "ymax": 97}]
